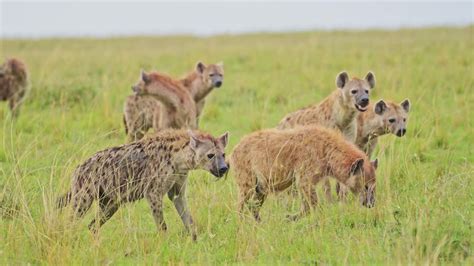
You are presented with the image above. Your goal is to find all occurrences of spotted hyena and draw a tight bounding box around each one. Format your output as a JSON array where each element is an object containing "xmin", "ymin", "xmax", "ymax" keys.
[
  {"xmin": 356, "ymin": 99, "xmax": 411, "ymax": 156},
  {"xmin": 124, "ymin": 62, "xmax": 224, "ymax": 141},
  {"xmin": 57, "ymin": 129, "xmax": 229, "ymax": 240},
  {"xmin": 231, "ymin": 125, "xmax": 378, "ymax": 222},
  {"xmin": 0, "ymin": 58, "xmax": 28, "ymax": 117},
  {"xmin": 277, "ymin": 71, "xmax": 376, "ymax": 142}
]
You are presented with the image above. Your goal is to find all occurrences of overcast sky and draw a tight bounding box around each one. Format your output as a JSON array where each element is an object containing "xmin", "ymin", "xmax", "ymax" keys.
[{"xmin": 1, "ymin": 1, "xmax": 472, "ymax": 38}]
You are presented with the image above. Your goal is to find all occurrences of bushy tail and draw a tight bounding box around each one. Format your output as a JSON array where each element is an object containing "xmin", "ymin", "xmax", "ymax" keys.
[{"xmin": 56, "ymin": 191, "xmax": 72, "ymax": 209}]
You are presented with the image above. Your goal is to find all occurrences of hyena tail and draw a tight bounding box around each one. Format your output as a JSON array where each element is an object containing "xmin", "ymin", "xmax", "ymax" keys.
[
  {"xmin": 123, "ymin": 114, "xmax": 128, "ymax": 135},
  {"xmin": 56, "ymin": 191, "xmax": 72, "ymax": 209}
]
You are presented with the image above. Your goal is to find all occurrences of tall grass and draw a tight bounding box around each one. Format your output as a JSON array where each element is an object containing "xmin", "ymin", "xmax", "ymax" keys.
[{"xmin": 0, "ymin": 27, "xmax": 473, "ymax": 264}]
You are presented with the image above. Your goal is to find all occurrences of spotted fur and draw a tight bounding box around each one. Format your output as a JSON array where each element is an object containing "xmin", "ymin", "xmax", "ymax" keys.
[{"xmin": 57, "ymin": 129, "xmax": 229, "ymax": 240}]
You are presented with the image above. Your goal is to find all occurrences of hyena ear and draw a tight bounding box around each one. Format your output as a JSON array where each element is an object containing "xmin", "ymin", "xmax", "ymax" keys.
[
  {"xmin": 371, "ymin": 159, "xmax": 378, "ymax": 170},
  {"xmin": 336, "ymin": 71, "xmax": 350, "ymax": 89},
  {"xmin": 364, "ymin": 71, "xmax": 376, "ymax": 89},
  {"xmin": 374, "ymin": 100, "xmax": 387, "ymax": 115},
  {"xmin": 400, "ymin": 98, "xmax": 411, "ymax": 113},
  {"xmin": 218, "ymin": 132, "xmax": 229, "ymax": 148},
  {"xmin": 350, "ymin": 158, "xmax": 364, "ymax": 176},
  {"xmin": 141, "ymin": 70, "xmax": 151, "ymax": 84},
  {"xmin": 188, "ymin": 130, "xmax": 203, "ymax": 150},
  {"xmin": 196, "ymin": 62, "xmax": 206, "ymax": 74}
]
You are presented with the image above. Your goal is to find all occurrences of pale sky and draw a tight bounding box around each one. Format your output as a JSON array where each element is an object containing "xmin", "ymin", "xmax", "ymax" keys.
[{"xmin": 1, "ymin": 1, "xmax": 473, "ymax": 38}]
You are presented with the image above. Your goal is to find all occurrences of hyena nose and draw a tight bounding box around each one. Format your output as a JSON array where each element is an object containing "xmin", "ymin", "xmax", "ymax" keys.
[
  {"xmin": 396, "ymin": 129, "xmax": 406, "ymax": 137},
  {"xmin": 218, "ymin": 166, "xmax": 228, "ymax": 175},
  {"xmin": 215, "ymin": 81, "xmax": 222, "ymax": 87},
  {"xmin": 360, "ymin": 98, "xmax": 369, "ymax": 107}
]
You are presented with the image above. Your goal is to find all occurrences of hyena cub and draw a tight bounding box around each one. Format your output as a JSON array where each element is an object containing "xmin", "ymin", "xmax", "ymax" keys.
[
  {"xmin": 356, "ymin": 99, "xmax": 411, "ymax": 156},
  {"xmin": 124, "ymin": 62, "xmax": 224, "ymax": 141},
  {"xmin": 57, "ymin": 129, "xmax": 229, "ymax": 240},
  {"xmin": 0, "ymin": 58, "xmax": 28, "ymax": 117},
  {"xmin": 231, "ymin": 126, "xmax": 378, "ymax": 221},
  {"xmin": 277, "ymin": 71, "xmax": 375, "ymax": 142}
]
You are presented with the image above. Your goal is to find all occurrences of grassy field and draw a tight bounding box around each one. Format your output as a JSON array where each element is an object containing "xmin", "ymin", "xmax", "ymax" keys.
[{"xmin": 0, "ymin": 26, "xmax": 473, "ymax": 264}]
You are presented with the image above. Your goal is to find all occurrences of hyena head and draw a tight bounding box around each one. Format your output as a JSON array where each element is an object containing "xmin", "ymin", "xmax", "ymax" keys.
[
  {"xmin": 195, "ymin": 61, "xmax": 224, "ymax": 88},
  {"xmin": 348, "ymin": 158, "xmax": 378, "ymax": 208},
  {"xmin": 189, "ymin": 131, "xmax": 229, "ymax": 178},
  {"xmin": 336, "ymin": 71, "xmax": 375, "ymax": 112},
  {"xmin": 374, "ymin": 99, "xmax": 411, "ymax": 137}
]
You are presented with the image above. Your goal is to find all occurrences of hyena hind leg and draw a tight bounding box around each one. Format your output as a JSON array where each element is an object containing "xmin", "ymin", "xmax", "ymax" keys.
[
  {"xmin": 88, "ymin": 197, "xmax": 119, "ymax": 233},
  {"xmin": 242, "ymin": 183, "xmax": 267, "ymax": 222}
]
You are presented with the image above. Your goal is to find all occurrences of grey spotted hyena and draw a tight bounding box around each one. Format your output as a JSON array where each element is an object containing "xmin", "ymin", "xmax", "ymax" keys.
[{"xmin": 57, "ymin": 129, "xmax": 229, "ymax": 240}]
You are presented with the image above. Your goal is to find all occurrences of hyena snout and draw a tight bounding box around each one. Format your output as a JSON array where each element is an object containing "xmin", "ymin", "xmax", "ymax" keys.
[
  {"xmin": 212, "ymin": 75, "xmax": 223, "ymax": 88},
  {"xmin": 358, "ymin": 97, "xmax": 369, "ymax": 107},
  {"xmin": 361, "ymin": 186, "xmax": 376, "ymax": 208},
  {"xmin": 211, "ymin": 157, "xmax": 228, "ymax": 178},
  {"xmin": 396, "ymin": 128, "xmax": 406, "ymax": 137}
]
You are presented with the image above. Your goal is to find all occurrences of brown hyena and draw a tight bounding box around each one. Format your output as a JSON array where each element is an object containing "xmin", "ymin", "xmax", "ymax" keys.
[
  {"xmin": 0, "ymin": 58, "xmax": 28, "ymax": 117},
  {"xmin": 231, "ymin": 125, "xmax": 378, "ymax": 222},
  {"xmin": 277, "ymin": 71, "xmax": 376, "ymax": 142},
  {"xmin": 57, "ymin": 129, "xmax": 229, "ymax": 240},
  {"xmin": 123, "ymin": 62, "xmax": 224, "ymax": 141},
  {"xmin": 356, "ymin": 99, "xmax": 411, "ymax": 156}
]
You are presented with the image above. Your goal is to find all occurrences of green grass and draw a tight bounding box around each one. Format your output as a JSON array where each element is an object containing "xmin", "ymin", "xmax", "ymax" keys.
[{"xmin": 1, "ymin": 26, "xmax": 473, "ymax": 264}]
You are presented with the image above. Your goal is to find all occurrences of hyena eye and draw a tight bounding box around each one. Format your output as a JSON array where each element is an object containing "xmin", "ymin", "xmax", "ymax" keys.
[
  {"xmin": 209, "ymin": 73, "xmax": 215, "ymax": 77},
  {"xmin": 389, "ymin": 118, "xmax": 396, "ymax": 123},
  {"xmin": 222, "ymin": 153, "xmax": 226, "ymax": 158},
  {"xmin": 207, "ymin": 154, "xmax": 215, "ymax": 159},
  {"xmin": 351, "ymin": 90, "xmax": 357, "ymax": 94},
  {"xmin": 364, "ymin": 90, "xmax": 369, "ymax": 94},
  {"xmin": 403, "ymin": 118, "xmax": 406, "ymax": 122}
]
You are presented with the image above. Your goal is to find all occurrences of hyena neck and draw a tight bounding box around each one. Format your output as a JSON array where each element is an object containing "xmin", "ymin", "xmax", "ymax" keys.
[
  {"xmin": 329, "ymin": 151, "xmax": 364, "ymax": 187},
  {"xmin": 359, "ymin": 111, "xmax": 386, "ymax": 143},
  {"xmin": 172, "ymin": 145, "xmax": 198, "ymax": 172},
  {"xmin": 333, "ymin": 91, "xmax": 358, "ymax": 130},
  {"xmin": 180, "ymin": 72, "xmax": 213, "ymax": 102}
]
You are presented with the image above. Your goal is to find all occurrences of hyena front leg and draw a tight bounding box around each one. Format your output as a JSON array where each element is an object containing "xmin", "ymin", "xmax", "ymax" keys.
[
  {"xmin": 336, "ymin": 182, "xmax": 349, "ymax": 201},
  {"xmin": 88, "ymin": 196, "xmax": 119, "ymax": 233},
  {"xmin": 288, "ymin": 176, "xmax": 318, "ymax": 221},
  {"xmin": 167, "ymin": 181, "xmax": 197, "ymax": 241},
  {"xmin": 322, "ymin": 179, "xmax": 333, "ymax": 202},
  {"xmin": 8, "ymin": 94, "xmax": 23, "ymax": 118},
  {"xmin": 146, "ymin": 191, "xmax": 167, "ymax": 231},
  {"xmin": 195, "ymin": 100, "xmax": 205, "ymax": 127}
]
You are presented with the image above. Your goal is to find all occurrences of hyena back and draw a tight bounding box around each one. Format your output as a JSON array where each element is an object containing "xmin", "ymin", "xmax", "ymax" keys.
[{"xmin": 57, "ymin": 129, "xmax": 229, "ymax": 240}]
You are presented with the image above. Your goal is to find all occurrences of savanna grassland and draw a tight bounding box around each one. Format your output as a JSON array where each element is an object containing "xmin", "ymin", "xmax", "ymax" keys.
[{"xmin": 0, "ymin": 27, "xmax": 473, "ymax": 264}]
